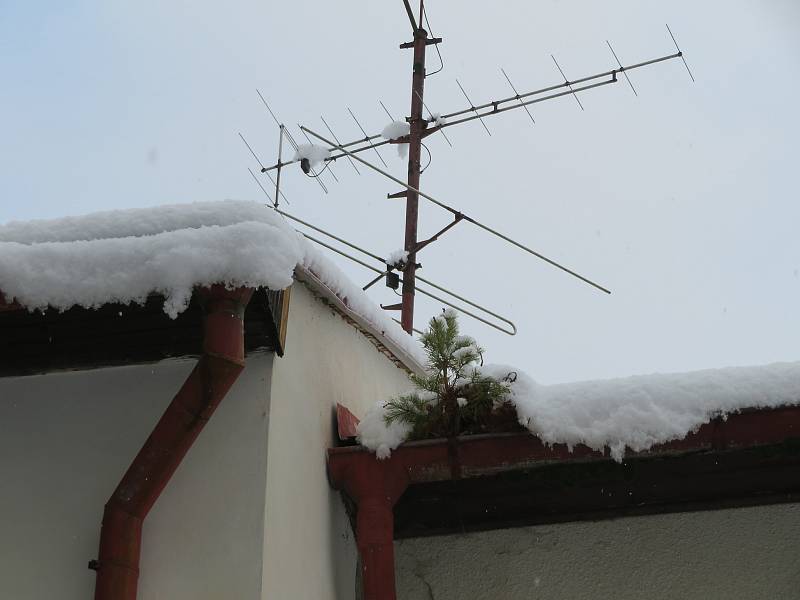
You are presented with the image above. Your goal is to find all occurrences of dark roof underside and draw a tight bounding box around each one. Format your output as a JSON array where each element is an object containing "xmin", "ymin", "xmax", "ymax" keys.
[
  {"xmin": 0, "ymin": 288, "xmax": 285, "ymax": 377},
  {"xmin": 393, "ymin": 438, "xmax": 800, "ymax": 538},
  {"xmin": 330, "ymin": 406, "xmax": 800, "ymax": 539}
]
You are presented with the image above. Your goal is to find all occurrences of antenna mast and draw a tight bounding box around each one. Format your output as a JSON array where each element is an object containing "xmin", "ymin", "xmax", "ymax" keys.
[
  {"xmin": 246, "ymin": 6, "xmax": 693, "ymax": 339},
  {"xmin": 400, "ymin": 0, "xmax": 439, "ymax": 334}
]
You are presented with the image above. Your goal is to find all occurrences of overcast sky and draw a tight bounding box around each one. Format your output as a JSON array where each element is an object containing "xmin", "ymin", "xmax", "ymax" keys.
[{"xmin": 2, "ymin": 0, "xmax": 798, "ymax": 383}]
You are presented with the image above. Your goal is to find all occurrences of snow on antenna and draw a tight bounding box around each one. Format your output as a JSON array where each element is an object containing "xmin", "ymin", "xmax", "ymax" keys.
[
  {"xmin": 243, "ymin": 2, "xmax": 693, "ymax": 336},
  {"xmin": 250, "ymin": 91, "xmax": 330, "ymax": 200}
]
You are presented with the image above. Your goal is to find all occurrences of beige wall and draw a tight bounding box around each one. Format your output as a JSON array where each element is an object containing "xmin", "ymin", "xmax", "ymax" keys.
[
  {"xmin": 0, "ymin": 283, "xmax": 417, "ymax": 600},
  {"xmin": 396, "ymin": 503, "xmax": 800, "ymax": 600},
  {"xmin": 262, "ymin": 283, "xmax": 413, "ymax": 600},
  {"xmin": 0, "ymin": 353, "xmax": 272, "ymax": 600}
]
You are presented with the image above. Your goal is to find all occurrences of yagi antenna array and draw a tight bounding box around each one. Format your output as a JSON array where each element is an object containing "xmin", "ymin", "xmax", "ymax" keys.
[
  {"xmin": 239, "ymin": 3, "xmax": 693, "ymax": 337},
  {"xmin": 256, "ymin": 30, "xmax": 690, "ymax": 176}
]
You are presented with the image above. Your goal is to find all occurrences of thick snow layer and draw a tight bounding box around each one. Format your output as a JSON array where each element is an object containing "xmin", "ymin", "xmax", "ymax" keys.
[
  {"xmin": 0, "ymin": 200, "xmax": 426, "ymax": 367},
  {"xmin": 0, "ymin": 201, "xmax": 272, "ymax": 244},
  {"xmin": 293, "ymin": 144, "xmax": 330, "ymax": 169},
  {"xmin": 358, "ymin": 361, "xmax": 800, "ymax": 461},
  {"xmin": 386, "ymin": 249, "xmax": 409, "ymax": 266},
  {"xmin": 381, "ymin": 120, "xmax": 410, "ymax": 141},
  {"xmin": 357, "ymin": 401, "xmax": 413, "ymax": 460},
  {"xmin": 0, "ymin": 202, "xmax": 303, "ymax": 318},
  {"xmin": 381, "ymin": 121, "xmax": 410, "ymax": 159}
]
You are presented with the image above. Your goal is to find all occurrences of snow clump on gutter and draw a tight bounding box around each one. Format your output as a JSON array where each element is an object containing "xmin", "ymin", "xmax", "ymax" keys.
[{"xmin": 358, "ymin": 361, "xmax": 800, "ymax": 462}]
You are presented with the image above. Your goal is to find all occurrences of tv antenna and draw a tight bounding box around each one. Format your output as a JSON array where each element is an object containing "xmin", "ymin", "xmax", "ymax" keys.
[{"xmin": 242, "ymin": 1, "xmax": 693, "ymax": 336}]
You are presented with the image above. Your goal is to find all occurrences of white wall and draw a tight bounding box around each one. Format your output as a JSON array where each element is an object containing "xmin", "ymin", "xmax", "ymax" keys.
[
  {"xmin": 262, "ymin": 283, "xmax": 413, "ymax": 600},
  {"xmin": 396, "ymin": 503, "xmax": 800, "ymax": 600},
  {"xmin": 0, "ymin": 283, "xmax": 419, "ymax": 600},
  {"xmin": 0, "ymin": 352, "xmax": 272, "ymax": 600},
  {"xmin": 139, "ymin": 352, "xmax": 272, "ymax": 600}
]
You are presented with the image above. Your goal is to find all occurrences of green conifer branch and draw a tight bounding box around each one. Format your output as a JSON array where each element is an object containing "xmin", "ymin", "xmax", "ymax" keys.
[{"xmin": 383, "ymin": 310, "xmax": 521, "ymax": 440}]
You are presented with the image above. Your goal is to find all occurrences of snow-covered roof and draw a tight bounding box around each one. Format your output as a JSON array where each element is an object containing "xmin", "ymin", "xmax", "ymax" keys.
[
  {"xmin": 358, "ymin": 361, "xmax": 800, "ymax": 461},
  {"xmin": 0, "ymin": 200, "xmax": 425, "ymax": 370}
]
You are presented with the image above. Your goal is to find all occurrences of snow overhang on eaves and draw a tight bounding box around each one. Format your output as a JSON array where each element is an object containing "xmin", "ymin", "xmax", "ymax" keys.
[
  {"xmin": 0, "ymin": 200, "xmax": 426, "ymax": 376},
  {"xmin": 0, "ymin": 272, "xmax": 425, "ymax": 378}
]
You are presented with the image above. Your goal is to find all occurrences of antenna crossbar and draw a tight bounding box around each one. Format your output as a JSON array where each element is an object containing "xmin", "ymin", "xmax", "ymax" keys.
[
  {"xmin": 300, "ymin": 125, "xmax": 611, "ymax": 295},
  {"xmin": 299, "ymin": 231, "xmax": 517, "ymax": 335},
  {"xmin": 426, "ymin": 76, "xmax": 615, "ymax": 133},
  {"xmin": 269, "ymin": 205, "xmax": 517, "ymax": 335}
]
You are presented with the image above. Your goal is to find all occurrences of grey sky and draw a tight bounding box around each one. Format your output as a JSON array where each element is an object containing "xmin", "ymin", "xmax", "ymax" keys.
[{"xmin": 2, "ymin": 0, "xmax": 798, "ymax": 383}]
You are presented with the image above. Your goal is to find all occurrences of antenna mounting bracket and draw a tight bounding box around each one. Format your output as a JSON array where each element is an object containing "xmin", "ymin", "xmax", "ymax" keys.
[
  {"xmin": 400, "ymin": 37, "xmax": 441, "ymax": 49},
  {"xmin": 386, "ymin": 272, "xmax": 400, "ymax": 290}
]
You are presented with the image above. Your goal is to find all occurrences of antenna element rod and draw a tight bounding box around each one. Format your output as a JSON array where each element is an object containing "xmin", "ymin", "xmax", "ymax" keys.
[
  {"xmin": 248, "ymin": 167, "xmax": 273, "ymax": 203},
  {"xmin": 321, "ymin": 116, "xmax": 361, "ymax": 175},
  {"xmin": 501, "ymin": 67, "xmax": 536, "ymax": 124},
  {"xmin": 402, "ymin": 0, "xmax": 418, "ymax": 32},
  {"xmin": 666, "ymin": 24, "xmax": 695, "ymax": 82},
  {"xmin": 274, "ymin": 125, "xmax": 284, "ymax": 208},
  {"xmin": 348, "ymin": 107, "xmax": 389, "ymax": 168},
  {"xmin": 606, "ymin": 40, "xmax": 638, "ymax": 96},
  {"xmin": 552, "ymin": 55, "xmax": 585, "ymax": 111}
]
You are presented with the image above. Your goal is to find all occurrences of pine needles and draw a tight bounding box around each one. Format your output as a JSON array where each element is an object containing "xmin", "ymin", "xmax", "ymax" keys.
[{"xmin": 384, "ymin": 309, "xmax": 521, "ymax": 440}]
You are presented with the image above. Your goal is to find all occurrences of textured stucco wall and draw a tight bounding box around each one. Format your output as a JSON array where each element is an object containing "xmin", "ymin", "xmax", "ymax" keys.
[
  {"xmin": 396, "ymin": 503, "xmax": 800, "ymax": 600},
  {"xmin": 262, "ymin": 283, "xmax": 413, "ymax": 600},
  {"xmin": 0, "ymin": 353, "xmax": 272, "ymax": 600}
]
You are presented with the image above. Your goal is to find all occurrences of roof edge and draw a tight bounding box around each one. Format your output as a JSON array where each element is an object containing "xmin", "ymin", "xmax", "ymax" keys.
[
  {"xmin": 295, "ymin": 266, "xmax": 426, "ymax": 377},
  {"xmin": 328, "ymin": 404, "xmax": 800, "ymax": 481}
]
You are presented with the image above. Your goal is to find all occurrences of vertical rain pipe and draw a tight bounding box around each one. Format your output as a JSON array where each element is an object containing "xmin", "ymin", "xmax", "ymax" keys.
[
  {"xmin": 328, "ymin": 453, "xmax": 409, "ymax": 600},
  {"xmin": 92, "ymin": 285, "xmax": 253, "ymax": 600}
]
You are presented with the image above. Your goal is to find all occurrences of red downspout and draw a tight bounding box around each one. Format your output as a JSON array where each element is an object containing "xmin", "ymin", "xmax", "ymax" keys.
[
  {"xmin": 328, "ymin": 453, "xmax": 409, "ymax": 600},
  {"xmin": 92, "ymin": 285, "xmax": 253, "ymax": 600}
]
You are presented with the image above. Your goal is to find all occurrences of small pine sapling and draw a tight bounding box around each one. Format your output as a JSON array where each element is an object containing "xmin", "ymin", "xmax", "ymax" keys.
[{"xmin": 383, "ymin": 309, "xmax": 520, "ymax": 439}]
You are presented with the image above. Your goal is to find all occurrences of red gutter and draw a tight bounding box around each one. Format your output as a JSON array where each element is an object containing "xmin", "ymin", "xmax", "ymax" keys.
[
  {"xmin": 327, "ymin": 405, "xmax": 800, "ymax": 600},
  {"xmin": 92, "ymin": 285, "xmax": 253, "ymax": 600}
]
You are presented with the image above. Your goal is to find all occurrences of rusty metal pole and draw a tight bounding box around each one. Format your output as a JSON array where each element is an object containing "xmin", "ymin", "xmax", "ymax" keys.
[{"xmin": 400, "ymin": 13, "xmax": 428, "ymax": 335}]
